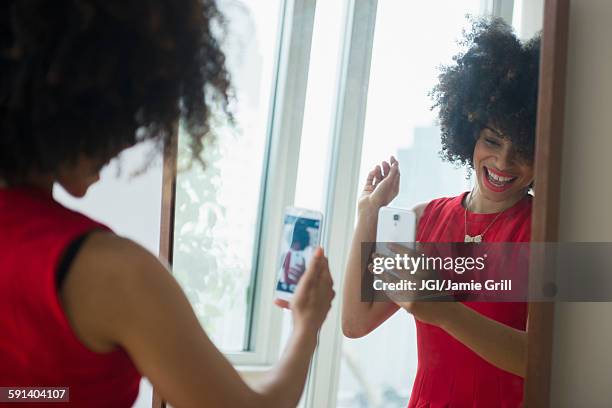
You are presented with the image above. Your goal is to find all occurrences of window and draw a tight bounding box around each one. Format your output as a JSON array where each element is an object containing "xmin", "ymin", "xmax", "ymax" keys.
[
  {"xmin": 171, "ymin": 0, "xmax": 284, "ymax": 353},
  {"xmin": 169, "ymin": 0, "xmax": 319, "ymax": 367}
]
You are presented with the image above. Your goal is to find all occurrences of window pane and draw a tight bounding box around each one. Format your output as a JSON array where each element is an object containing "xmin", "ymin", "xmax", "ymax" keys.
[
  {"xmin": 337, "ymin": 1, "xmax": 479, "ymax": 406},
  {"xmin": 171, "ymin": 0, "xmax": 283, "ymax": 352},
  {"xmin": 275, "ymin": 0, "xmax": 346, "ymax": 352},
  {"xmin": 294, "ymin": 0, "xmax": 345, "ymax": 213}
]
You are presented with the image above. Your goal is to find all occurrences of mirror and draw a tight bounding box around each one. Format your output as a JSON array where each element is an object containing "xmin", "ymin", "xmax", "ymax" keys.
[
  {"xmin": 336, "ymin": 1, "xmax": 545, "ymax": 407},
  {"xmin": 160, "ymin": 0, "xmax": 568, "ymax": 406}
]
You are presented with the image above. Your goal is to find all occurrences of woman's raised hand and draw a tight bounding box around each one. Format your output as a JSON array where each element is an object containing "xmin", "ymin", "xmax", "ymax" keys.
[
  {"xmin": 275, "ymin": 247, "xmax": 335, "ymax": 333},
  {"xmin": 359, "ymin": 156, "xmax": 400, "ymax": 213}
]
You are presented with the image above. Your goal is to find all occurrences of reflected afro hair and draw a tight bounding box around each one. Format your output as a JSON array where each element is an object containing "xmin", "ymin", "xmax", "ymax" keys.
[
  {"xmin": 0, "ymin": 0, "xmax": 231, "ymax": 184},
  {"xmin": 430, "ymin": 17, "xmax": 540, "ymax": 167}
]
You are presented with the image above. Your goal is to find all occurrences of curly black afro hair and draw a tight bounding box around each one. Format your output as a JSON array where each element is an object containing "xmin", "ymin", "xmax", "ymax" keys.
[
  {"xmin": 430, "ymin": 17, "xmax": 540, "ymax": 167},
  {"xmin": 0, "ymin": 0, "xmax": 231, "ymax": 185}
]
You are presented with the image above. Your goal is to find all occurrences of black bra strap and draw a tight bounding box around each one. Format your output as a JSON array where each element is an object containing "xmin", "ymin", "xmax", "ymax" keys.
[{"xmin": 56, "ymin": 232, "xmax": 91, "ymax": 288}]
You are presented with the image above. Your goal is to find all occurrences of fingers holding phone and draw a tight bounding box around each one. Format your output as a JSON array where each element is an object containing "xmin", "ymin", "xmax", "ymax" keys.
[
  {"xmin": 274, "ymin": 248, "xmax": 334, "ymax": 327},
  {"xmin": 289, "ymin": 247, "xmax": 335, "ymax": 332}
]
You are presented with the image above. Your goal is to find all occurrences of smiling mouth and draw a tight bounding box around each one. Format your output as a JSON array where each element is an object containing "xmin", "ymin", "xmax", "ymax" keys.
[{"xmin": 484, "ymin": 166, "xmax": 517, "ymax": 188}]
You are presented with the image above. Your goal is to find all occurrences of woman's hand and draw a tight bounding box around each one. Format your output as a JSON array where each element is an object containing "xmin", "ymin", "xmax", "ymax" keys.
[
  {"xmin": 359, "ymin": 156, "xmax": 400, "ymax": 214},
  {"xmin": 369, "ymin": 243, "xmax": 456, "ymax": 328},
  {"xmin": 275, "ymin": 247, "xmax": 335, "ymax": 333}
]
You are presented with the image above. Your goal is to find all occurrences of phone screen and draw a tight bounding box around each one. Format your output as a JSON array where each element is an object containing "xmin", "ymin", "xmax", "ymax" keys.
[{"xmin": 276, "ymin": 213, "xmax": 322, "ymax": 295}]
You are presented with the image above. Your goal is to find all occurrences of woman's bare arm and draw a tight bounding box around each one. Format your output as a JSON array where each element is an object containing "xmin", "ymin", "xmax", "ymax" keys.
[
  {"xmin": 341, "ymin": 156, "xmax": 427, "ymax": 338},
  {"xmin": 442, "ymin": 303, "xmax": 527, "ymax": 377},
  {"xmin": 60, "ymin": 232, "xmax": 334, "ymax": 408},
  {"xmin": 400, "ymin": 301, "xmax": 527, "ymax": 377},
  {"xmin": 342, "ymin": 202, "xmax": 427, "ymax": 338},
  {"xmin": 341, "ymin": 203, "xmax": 399, "ymax": 338}
]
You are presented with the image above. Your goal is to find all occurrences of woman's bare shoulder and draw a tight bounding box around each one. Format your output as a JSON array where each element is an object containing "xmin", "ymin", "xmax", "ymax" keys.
[
  {"xmin": 61, "ymin": 232, "xmax": 261, "ymax": 407},
  {"xmin": 82, "ymin": 231, "xmax": 157, "ymax": 261},
  {"xmin": 59, "ymin": 231, "xmax": 170, "ymax": 352}
]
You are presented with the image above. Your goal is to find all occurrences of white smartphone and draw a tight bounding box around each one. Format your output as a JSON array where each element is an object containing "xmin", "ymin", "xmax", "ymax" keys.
[
  {"xmin": 376, "ymin": 206, "xmax": 416, "ymax": 255},
  {"xmin": 275, "ymin": 207, "xmax": 324, "ymax": 301}
]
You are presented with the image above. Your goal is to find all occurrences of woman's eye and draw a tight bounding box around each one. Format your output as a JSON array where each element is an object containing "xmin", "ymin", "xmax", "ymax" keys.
[{"xmin": 485, "ymin": 138, "xmax": 500, "ymax": 146}]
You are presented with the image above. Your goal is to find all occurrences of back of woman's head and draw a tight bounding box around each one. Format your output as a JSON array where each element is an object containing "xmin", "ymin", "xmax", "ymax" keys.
[{"xmin": 0, "ymin": 0, "xmax": 231, "ymax": 184}]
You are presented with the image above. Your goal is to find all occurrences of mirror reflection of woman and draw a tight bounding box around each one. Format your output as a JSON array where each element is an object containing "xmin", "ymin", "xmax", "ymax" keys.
[
  {"xmin": 343, "ymin": 19, "xmax": 540, "ymax": 407},
  {"xmin": 281, "ymin": 224, "xmax": 311, "ymax": 287}
]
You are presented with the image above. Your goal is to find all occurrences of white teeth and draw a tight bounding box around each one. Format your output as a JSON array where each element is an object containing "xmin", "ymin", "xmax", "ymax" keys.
[{"xmin": 486, "ymin": 168, "xmax": 515, "ymax": 185}]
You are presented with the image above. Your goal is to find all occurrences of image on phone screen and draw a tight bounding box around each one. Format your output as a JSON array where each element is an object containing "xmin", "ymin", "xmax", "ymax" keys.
[{"xmin": 276, "ymin": 212, "xmax": 321, "ymax": 297}]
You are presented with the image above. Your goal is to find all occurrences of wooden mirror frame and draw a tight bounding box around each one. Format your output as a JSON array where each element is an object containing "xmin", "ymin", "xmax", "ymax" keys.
[
  {"xmin": 155, "ymin": 0, "xmax": 571, "ymax": 406},
  {"xmin": 526, "ymin": 0, "xmax": 569, "ymax": 406}
]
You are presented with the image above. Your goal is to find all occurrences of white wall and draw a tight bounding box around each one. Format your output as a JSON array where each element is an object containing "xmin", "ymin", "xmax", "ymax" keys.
[{"xmin": 550, "ymin": 0, "xmax": 612, "ymax": 406}]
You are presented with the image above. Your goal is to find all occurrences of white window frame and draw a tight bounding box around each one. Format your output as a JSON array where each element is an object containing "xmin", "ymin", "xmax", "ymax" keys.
[
  {"xmin": 226, "ymin": 0, "xmax": 318, "ymax": 368},
  {"xmin": 481, "ymin": 0, "xmax": 515, "ymax": 22},
  {"xmin": 301, "ymin": 0, "xmax": 378, "ymax": 405}
]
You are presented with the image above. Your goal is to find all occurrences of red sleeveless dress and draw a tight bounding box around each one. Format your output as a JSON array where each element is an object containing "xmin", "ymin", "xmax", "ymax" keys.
[
  {"xmin": 0, "ymin": 187, "xmax": 141, "ymax": 407},
  {"xmin": 407, "ymin": 191, "xmax": 531, "ymax": 408}
]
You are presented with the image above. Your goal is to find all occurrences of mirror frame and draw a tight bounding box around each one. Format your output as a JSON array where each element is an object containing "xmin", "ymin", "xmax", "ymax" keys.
[
  {"xmin": 154, "ymin": 131, "xmax": 177, "ymax": 408},
  {"xmin": 526, "ymin": 0, "xmax": 570, "ymax": 406}
]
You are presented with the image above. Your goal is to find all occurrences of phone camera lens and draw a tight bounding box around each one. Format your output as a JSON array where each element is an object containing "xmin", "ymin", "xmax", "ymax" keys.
[{"xmin": 393, "ymin": 214, "xmax": 400, "ymax": 221}]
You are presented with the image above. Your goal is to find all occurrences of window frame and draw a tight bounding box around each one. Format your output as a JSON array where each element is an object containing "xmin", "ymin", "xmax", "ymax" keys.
[
  {"xmin": 157, "ymin": 0, "xmax": 318, "ymax": 372},
  {"xmin": 481, "ymin": 0, "xmax": 515, "ymax": 21},
  {"xmin": 236, "ymin": 0, "xmax": 318, "ymax": 367},
  {"xmin": 300, "ymin": 0, "xmax": 379, "ymax": 406}
]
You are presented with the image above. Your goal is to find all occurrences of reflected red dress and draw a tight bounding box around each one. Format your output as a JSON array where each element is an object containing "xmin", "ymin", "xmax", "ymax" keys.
[{"xmin": 407, "ymin": 191, "xmax": 531, "ymax": 408}]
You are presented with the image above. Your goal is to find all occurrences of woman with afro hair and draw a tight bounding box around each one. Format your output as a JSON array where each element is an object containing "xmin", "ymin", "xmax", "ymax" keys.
[
  {"xmin": 342, "ymin": 18, "xmax": 540, "ymax": 407},
  {"xmin": 0, "ymin": 1, "xmax": 334, "ymax": 407}
]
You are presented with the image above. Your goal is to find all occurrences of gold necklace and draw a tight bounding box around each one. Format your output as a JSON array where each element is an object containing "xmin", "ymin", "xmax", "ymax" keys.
[{"xmin": 463, "ymin": 192, "xmax": 506, "ymax": 243}]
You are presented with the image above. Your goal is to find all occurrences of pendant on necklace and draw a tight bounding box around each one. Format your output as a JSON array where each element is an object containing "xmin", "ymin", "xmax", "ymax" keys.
[{"xmin": 464, "ymin": 234, "xmax": 483, "ymax": 243}]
